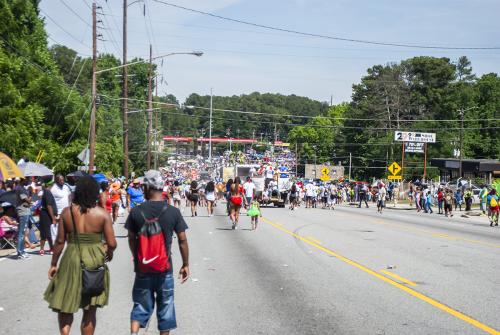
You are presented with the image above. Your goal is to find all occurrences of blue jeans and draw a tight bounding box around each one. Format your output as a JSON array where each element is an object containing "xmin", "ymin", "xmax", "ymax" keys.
[
  {"xmin": 17, "ymin": 215, "xmax": 30, "ymax": 255},
  {"xmin": 425, "ymin": 203, "xmax": 433, "ymax": 213},
  {"xmin": 131, "ymin": 272, "xmax": 176, "ymax": 332}
]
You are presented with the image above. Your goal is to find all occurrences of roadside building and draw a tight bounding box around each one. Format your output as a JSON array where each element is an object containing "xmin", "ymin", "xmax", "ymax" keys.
[{"xmin": 430, "ymin": 158, "xmax": 500, "ymax": 184}]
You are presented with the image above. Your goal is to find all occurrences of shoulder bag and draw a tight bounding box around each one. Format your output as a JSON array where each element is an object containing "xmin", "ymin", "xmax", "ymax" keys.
[{"xmin": 70, "ymin": 206, "xmax": 106, "ymax": 297}]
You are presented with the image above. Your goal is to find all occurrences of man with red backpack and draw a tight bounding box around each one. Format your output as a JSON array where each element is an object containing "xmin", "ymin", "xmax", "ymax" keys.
[{"xmin": 126, "ymin": 170, "xmax": 190, "ymax": 335}]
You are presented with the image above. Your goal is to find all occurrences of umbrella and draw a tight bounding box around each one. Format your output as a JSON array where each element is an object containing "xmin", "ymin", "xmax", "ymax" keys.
[
  {"xmin": 0, "ymin": 152, "xmax": 24, "ymax": 181},
  {"xmin": 18, "ymin": 162, "xmax": 53, "ymax": 177},
  {"xmin": 92, "ymin": 173, "xmax": 108, "ymax": 184},
  {"xmin": 0, "ymin": 190, "xmax": 18, "ymax": 207},
  {"xmin": 67, "ymin": 171, "xmax": 89, "ymax": 178}
]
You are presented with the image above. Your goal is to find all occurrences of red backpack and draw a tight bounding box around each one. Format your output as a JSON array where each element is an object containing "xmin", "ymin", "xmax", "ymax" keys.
[{"xmin": 137, "ymin": 206, "xmax": 170, "ymax": 273}]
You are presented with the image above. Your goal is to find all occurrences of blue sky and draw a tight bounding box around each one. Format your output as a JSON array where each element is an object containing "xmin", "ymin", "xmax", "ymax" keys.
[{"xmin": 40, "ymin": 0, "xmax": 500, "ymax": 104}]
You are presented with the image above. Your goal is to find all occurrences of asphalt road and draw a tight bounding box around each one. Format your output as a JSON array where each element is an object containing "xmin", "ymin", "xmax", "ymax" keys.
[{"xmin": 1, "ymin": 202, "xmax": 499, "ymax": 335}]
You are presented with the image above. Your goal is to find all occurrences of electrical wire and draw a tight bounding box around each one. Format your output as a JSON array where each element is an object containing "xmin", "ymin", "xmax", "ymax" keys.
[
  {"xmin": 152, "ymin": 0, "xmax": 500, "ymax": 50},
  {"xmin": 59, "ymin": 0, "xmax": 92, "ymax": 27},
  {"xmin": 40, "ymin": 10, "xmax": 92, "ymax": 50}
]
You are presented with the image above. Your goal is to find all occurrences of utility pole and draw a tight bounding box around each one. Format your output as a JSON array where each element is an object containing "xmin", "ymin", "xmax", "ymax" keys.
[
  {"xmin": 154, "ymin": 74, "xmax": 159, "ymax": 169},
  {"xmin": 88, "ymin": 2, "xmax": 97, "ymax": 174},
  {"xmin": 459, "ymin": 108, "xmax": 464, "ymax": 178},
  {"xmin": 348, "ymin": 152, "xmax": 352, "ymax": 181},
  {"xmin": 122, "ymin": 0, "xmax": 129, "ymax": 179},
  {"xmin": 146, "ymin": 44, "xmax": 153, "ymax": 170},
  {"xmin": 209, "ymin": 87, "xmax": 213, "ymax": 162}
]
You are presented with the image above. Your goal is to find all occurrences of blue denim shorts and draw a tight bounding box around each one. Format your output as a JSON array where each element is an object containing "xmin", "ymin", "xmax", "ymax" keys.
[{"xmin": 131, "ymin": 272, "xmax": 177, "ymax": 332}]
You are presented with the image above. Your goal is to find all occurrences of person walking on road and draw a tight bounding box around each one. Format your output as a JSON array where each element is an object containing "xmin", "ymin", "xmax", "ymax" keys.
[
  {"xmin": 98, "ymin": 182, "xmax": 112, "ymax": 216},
  {"xmin": 425, "ymin": 191, "xmax": 433, "ymax": 214},
  {"xmin": 110, "ymin": 181, "xmax": 122, "ymax": 223},
  {"xmin": 205, "ymin": 181, "xmax": 216, "ymax": 217},
  {"xmin": 437, "ymin": 188, "xmax": 444, "ymax": 214},
  {"xmin": 289, "ymin": 182, "xmax": 298, "ymax": 210},
  {"xmin": 225, "ymin": 179, "xmax": 234, "ymax": 215},
  {"xmin": 51, "ymin": 174, "xmax": 72, "ymax": 251},
  {"xmin": 464, "ymin": 188, "xmax": 473, "ymax": 211},
  {"xmin": 171, "ymin": 181, "xmax": 182, "ymax": 208},
  {"xmin": 358, "ymin": 183, "xmax": 369, "ymax": 208},
  {"xmin": 377, "ymin": 184, "xmax": 387, "ymax": 214},
  {"xmin": 487, "ymin": 189, "xmax": 499, "ymax": 226},
  {"xmin": 44, "ymin": 176, "xmax": 116, "ymax": 335},
  {"xmin": 243, "ymin": 176, "xmax": 256, "ymax": 208},
  {"xmin": 480, "ymin": 185, "xmax": 488, "ymax": 215},
  {"xmin": 247, "ymin": 199, "xmax": 262, "ymax": 231},
  {"xmin": 415, "ymin": 188, "xmax": 422, "ymax": 212},
  {"xmin": 125, "ymin": 170, "xmax": 189, "ymax": 335},
  {"xmin": 444, "ymin": 189, "xmax": 454, "ymax": 217},
  {"xmin": 305, "ymin": 181, "xmax": 315, "ymax": 209},
  {"xmin": 39, "ymin": 181, "xmax": 58, "ymax": 255},
  {"xmin": 454, "ymin": 189, "xmax": 463, "ymax": 212},
  {"xmin": 128, "ymin": 179, "xmax": 145, "ymax": 210},
  {"xmin": 15, "ymin": 178, "xmax": 32, "ymax": 259},
  {"xmin": 229, "ymin": 177, "xmax": 244, "ymax": 229},
  {"xmin": 188, "ymin": 181, "xmax": 199, "ymax": 217}
]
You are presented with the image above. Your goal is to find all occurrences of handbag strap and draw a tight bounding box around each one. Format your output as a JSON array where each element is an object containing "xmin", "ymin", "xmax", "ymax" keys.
[{"xmin": 69, "ymin": 205, "xmax": 85, "ymax": 269}]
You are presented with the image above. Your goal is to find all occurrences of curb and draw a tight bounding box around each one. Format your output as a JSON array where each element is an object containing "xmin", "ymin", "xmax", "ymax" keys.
[{"xmin": 385, "ymin": 206, "xmax": 415, "ymax": 211}]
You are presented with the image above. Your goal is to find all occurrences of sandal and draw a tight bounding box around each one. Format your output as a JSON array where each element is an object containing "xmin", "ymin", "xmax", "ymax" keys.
[{"xmin": 39, "ymin": 250, "xmax": 45, "ymax": 256}]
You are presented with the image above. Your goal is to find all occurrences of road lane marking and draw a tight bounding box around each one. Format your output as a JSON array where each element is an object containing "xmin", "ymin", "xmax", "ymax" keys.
[
  {"xmin": 306, "ymin": 236, "xmax": 322, "ymax": 244},
  {"xmin": 380, "ymin": 270, "xmax": 417, "ymax": 286},
  {"xmin": 372, "ymin": 220, "xmax": 500, "ymax": 249},
  {"xmin": 262, "ymin": 217, "xmax": 500, "ymax": 335}
]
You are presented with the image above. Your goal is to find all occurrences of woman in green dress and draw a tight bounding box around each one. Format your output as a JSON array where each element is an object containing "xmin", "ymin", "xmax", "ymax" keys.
[{"xmin": 44, "ymin": 176, "xmax": 117, "ymax": 335}]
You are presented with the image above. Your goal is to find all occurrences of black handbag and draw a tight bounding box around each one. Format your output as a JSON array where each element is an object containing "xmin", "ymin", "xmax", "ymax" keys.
[{"xmin": 70, "ymin": 206, "xmax": 106, "ymax": 297}]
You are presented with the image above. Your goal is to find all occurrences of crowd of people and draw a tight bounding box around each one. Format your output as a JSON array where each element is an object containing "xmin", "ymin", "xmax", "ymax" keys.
[{"xmin": 1, "ymin": 163, "xmax": 499, "ymax": 335}]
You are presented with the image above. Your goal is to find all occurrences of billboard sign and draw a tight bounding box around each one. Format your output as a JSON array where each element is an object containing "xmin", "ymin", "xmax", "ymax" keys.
[
  {"xmin": 395, "ymin": 131, "xmax": 436, "ymax": 143},
  {"xmin": 405, "ymin": 142, "xmax": 425, "ymax": 153}
]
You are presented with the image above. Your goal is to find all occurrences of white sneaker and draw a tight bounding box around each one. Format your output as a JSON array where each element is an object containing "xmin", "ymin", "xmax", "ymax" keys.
[{"xmin": 18, "ymin": 253, "xmax": 31, "ymax": 260}]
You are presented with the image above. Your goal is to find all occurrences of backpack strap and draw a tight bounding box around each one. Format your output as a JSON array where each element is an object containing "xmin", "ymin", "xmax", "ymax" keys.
[{"xmin": 139, "ymin": 205, "xmax": 169, "ymax": 222}]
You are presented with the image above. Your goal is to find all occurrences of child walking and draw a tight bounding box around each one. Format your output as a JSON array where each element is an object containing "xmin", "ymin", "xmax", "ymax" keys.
[{"xmin": 247, "ymin": 199, "xmax": 262, "ymax": 231}]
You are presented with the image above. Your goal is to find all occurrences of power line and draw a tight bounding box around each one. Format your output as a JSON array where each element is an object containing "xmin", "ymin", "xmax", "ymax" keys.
[
  {"xmin": 152, "ymin": 0, "xmax": 500, "ymax": 50},
  {"xmin": 97, "ymin": 98, "xmax": 499, "ymax": 132},
  {"xmin": 40, "ymin": 10, "xmax": 92, "ymax": 50},
  {"xmin": 186, "ymin": 105, "xmax": 498, "ymax": 123},
  {"xmin": 59, "ymin": 0, "xmax": 92, "ymax": 27}
]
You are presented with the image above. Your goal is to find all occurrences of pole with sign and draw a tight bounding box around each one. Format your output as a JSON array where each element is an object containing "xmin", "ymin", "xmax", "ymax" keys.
[{"xmin": 395, "ymin": 131, "xmax": 436, "ymax": 180}]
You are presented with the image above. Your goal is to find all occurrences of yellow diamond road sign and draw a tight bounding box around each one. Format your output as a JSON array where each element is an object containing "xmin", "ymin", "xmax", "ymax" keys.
[
  {"xmin": 321, "ymin": 167, "xmax": 330, "ymax": 175},
  {"xmin": 388, "ymin": 162, "xmax": 401, "ymax": 176}
]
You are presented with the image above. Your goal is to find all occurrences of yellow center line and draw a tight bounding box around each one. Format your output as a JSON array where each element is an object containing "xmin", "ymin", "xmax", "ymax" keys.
[
  {"xmin": 380, "ymin": 270, "xmax": 417, "ymax": 287},
  {"xmin": 262, "ymin": 217, "xmax": 500, "ymax": 335},
  {"xmin": 305, "ymin": 236, "xmax": 322, "ymax": 244}
]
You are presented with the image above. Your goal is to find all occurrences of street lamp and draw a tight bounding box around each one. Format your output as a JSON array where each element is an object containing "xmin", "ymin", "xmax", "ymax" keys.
[
  {"xmin": 95, "ymin": 51, "xmax": 203, "ymax": 74},
  {"xmin": 91, "ymin": 50, "xmax": 203, "ymax": 175}
]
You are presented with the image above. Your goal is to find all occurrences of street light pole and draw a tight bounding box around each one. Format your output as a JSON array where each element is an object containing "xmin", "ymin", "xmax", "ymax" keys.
[
  {"xmin": 209, "ymin": 87, "xmax": 213, "ymax": 162},
  {"xmin": 459, "ymin": 108, "xmax": 464, "ymax": 179},
  {"xmin": 146, "ymin": 44, "xmax": 153, "ymax": 170},
  {"xmin": 122, "ymin": 0, "xmax": 129, "ymax": 180}
]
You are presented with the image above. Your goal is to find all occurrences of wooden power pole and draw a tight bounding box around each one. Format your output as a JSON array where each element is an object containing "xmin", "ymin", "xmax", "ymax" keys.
[
  {"xmin": 146, "ymin": 44, "xmax": 153, "ymax": 170},
  {"xmin": 122, "ymin": 0, "xmax": 129, "ymax": 179},
  {"xmin": 88, "ymin": 2, "xmax": 97, "ymax": 174}
]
